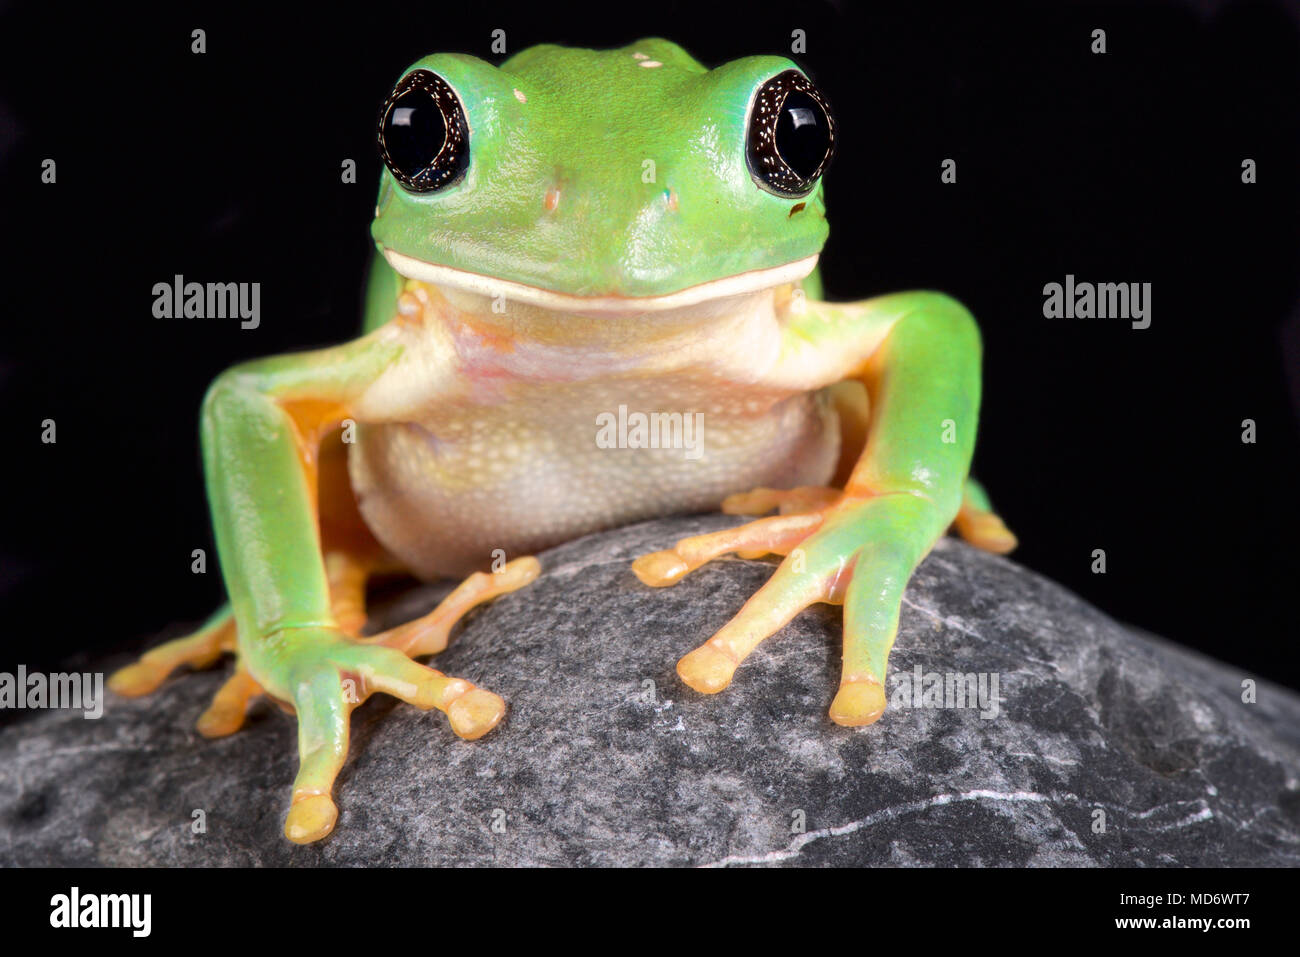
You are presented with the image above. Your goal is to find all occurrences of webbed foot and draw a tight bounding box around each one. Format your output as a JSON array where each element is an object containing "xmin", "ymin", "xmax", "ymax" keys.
[
  {"xmin": 635, "ymin": 483, "xmax": 1013, "ymax": 726},
  {"xmin": 110, "ymin": 551, "xmax": 539, "ymax": 843}
]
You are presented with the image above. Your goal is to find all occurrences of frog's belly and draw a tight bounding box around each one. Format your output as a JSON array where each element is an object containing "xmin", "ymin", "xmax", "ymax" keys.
[{"xmin": 348, "ymin": 392, "xmax": 840, "ymax": 580}]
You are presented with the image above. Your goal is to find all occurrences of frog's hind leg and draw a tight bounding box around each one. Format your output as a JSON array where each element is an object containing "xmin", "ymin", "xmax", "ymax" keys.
[
  {"xmin": 324, "ymin": 550, "xmax": 385, "ymax": 637},
  {"xmin": 108, "ymin": 605, "xmax": 237, "ymax": 697},
  {"xmin": 315, "ymin": 426, "xmax": 398, "ymax": 637},
  {"xmin": 108, "ymin": 605, "xmax": 269, "ymax": 737},
  {"xmin": 362, "ymin": 557, "xmax": 541, "ymax": 658},
  {"xmin": 195, "ymin": 667, "xmax": 263, "ymax": 738},
  {"xmin": 953, "ymin": 477, "xmax": 1017, "ymax": 554}
]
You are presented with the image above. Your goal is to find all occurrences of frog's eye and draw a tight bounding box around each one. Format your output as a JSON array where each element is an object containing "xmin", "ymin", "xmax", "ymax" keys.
[
  {"xmin": 377, "ymin": 70, "xmax": 469, "ymax": 193},
  {"xmin": 746, "ymin": 70, "xmax": 835, "ymax": 198}
]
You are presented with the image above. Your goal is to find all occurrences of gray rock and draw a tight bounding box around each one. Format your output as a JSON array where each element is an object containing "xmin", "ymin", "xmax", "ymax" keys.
[{"xmin": 2, "ymin": 513, "xmax": 1298, "ymax": 866}]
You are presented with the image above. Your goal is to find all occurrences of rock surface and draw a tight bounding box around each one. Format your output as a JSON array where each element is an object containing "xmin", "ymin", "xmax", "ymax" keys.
[{"xmin": 2, "ymin": 513, "xmax": 1298, "ymax": 866}]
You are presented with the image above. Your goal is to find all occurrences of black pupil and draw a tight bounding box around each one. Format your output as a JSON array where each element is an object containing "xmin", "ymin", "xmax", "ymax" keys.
[
  {"xmin": 384, "ymin": 88, "xmax": 446, "ymax": 176},
  {"xmin": 775, "ymin": 90, "xmax": 829, "ymax": 180}
]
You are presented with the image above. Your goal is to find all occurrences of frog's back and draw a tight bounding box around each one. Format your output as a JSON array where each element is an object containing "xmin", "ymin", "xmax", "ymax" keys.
[{"xmin": 501, "ymin": 38, "xmax": 709, "ymax": 85}]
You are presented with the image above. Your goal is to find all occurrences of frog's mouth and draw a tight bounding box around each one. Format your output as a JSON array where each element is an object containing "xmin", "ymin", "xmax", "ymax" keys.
[{"xmin": 381, "ymin": 248, "xmax": 819, "ymax": 316}]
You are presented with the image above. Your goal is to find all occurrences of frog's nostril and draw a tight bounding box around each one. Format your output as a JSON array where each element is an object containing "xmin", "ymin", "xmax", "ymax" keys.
[
  {"xmin": 664, "ymin": 188, "xmax": 679, "ymax": 213},
  {"xmin": 543, "ymin": 187, "xmax": 561, "ymax": 212}
]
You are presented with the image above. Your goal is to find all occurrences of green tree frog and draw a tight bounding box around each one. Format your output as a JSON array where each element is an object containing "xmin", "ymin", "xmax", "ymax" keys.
[{"xmin": 110, "ymin": 39, "xmax": 1016, "ymax": 844}]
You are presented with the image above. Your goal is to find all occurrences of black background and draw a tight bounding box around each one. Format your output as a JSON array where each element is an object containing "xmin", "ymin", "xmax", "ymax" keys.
[{"xmin": 0, "ymin": 0, "xmax": 1297, "ymax": 689}]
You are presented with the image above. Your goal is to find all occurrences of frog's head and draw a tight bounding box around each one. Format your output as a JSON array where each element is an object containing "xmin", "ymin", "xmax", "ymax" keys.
[{"xmin": 371, "ymin": 39, "xmax": 835, "ymax": 314}]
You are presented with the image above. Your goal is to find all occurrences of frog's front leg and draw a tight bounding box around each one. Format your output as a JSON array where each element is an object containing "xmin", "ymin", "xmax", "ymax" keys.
[
  {"xmin": 108, "ymin": 545, "xmax": 373, "ymax": 726},
  {"xmin": 114, "ymin": 328, "xmax": 510, "ymax": 844},
  {"xmin": 635, "ymin": 292, "xmax": 1013, "ymax": 726}
]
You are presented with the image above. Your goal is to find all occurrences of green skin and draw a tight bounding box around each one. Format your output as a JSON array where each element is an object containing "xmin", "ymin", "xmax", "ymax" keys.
[{"xmin": 118, "ymin": 39, "xmax": 1012, "ymax": 844}]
